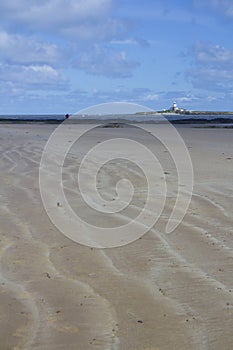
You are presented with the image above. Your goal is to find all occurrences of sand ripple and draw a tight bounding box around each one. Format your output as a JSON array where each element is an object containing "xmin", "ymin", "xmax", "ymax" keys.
[{"xmin": 0, "ymin": 124, "xmax": 233, "ymax": 349}]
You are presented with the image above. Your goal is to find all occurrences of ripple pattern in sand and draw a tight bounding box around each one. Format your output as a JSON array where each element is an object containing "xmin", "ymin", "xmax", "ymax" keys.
[{"xmin": 0, "ymin": 124, "xmax": 233, "ymax": 349}]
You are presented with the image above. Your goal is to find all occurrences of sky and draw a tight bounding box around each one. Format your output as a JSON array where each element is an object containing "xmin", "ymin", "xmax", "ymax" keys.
[{"xmin": 1, "ymin": 0, "xmax": 233, "ymax": 114}]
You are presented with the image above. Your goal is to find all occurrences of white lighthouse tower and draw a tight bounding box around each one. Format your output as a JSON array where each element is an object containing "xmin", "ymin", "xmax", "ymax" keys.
[{"xmin": 173, "ymin": 101, "xmax": 178, "ymax": 111}]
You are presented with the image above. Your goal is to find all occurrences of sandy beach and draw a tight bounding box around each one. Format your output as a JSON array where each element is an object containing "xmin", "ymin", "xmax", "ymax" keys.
[{"xmin": 0, "ymin": 122, "xmax": 233, "ymax": 350}]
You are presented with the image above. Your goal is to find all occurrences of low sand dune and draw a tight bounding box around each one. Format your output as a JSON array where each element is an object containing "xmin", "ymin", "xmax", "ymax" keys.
[{"xmin": 0, "ymin": 123, "xmax": 233, "ymax": 349}]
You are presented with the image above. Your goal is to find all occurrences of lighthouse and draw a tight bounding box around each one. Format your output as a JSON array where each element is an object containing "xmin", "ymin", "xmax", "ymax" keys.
[{"xmin": 173, "ymin": 101, "xmax": 178, "ymax": 111}]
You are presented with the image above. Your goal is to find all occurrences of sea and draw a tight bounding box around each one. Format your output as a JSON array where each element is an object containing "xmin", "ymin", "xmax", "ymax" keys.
[{"xmin": 1, "ymin": 113, "xmax": 233, "ymax": 126}]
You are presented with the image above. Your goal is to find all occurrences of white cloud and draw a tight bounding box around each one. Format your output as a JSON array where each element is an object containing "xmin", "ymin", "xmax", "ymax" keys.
[
  {"xmin": 143, "ymin": 94, "xmax": 159, "ymax": 101},
  {"xmin": 188, "ymin": 67, "xmax": 233, "ymax": 90},
  {"xmin": 0, "ymin": 0, "xmax": 112, "ymax": 24},
  {"xmin": 176, "ymin": 95, "xmax": 199, "ymax": 102},
  {"xmin": 186, "ymin": 42, "xmax": 233, "ymax": 91},
  {"xmin": 0, "ymin": 0, "xmax": 143, "ymax": 86},
  {"xmin": 195, "ymin": 0, "xmax": 233, "ymax": 17},
  {"xmin": 0, "ymin": 31, "xmax": 65, "ymax": 65},
  {"xmin": 0, "ymin": 63, "xmax": 67, "ymax": 89},
  {"xmin": 0, "ymin": 0, "xmax": 124, "ymax": 41},
  {"xmin": 61, "ymin": 18, "xmax": 125, "ymax": 41},
  {"xmin": 111, "ymin": 38, "xmax": 150, "ymax": 47},
  {"xmin": 111, "ymin": 39, "xmax": 140, "ymax": 45},
  {"xmin": 75, "ymin": 46, "xmax": 140, "ymax": 78},
  {"xmin": 194, "ymin": 42, "xmax": 233, "ymax": 66}
]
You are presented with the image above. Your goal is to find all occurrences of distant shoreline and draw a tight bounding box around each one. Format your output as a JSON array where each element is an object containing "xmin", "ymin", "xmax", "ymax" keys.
[
  {"xmin": 1, "ymin": 110, "xmax": 233, "ymax": 126},
  {"xmin": 1, "ymin": 116, "xmax": 233, "ymax": 126},
  {"xmin": 137, "ymin": 110, "xmax": 233, "ymax": 115},
  {"xmin": 0, "ymin": 119, "xmax": 62, "ymax": 124}
]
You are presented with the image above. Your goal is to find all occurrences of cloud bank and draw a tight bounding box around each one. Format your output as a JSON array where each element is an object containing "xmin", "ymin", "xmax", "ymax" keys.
[{"xmin": 186, "ymin": 42, "xmax": 233, "ymax": 92}]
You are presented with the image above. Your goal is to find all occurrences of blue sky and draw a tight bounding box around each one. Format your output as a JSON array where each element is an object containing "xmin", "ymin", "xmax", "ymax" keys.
[{"xmin": 1, "ymin": 0, "xmax": 233, "ymax": 114}]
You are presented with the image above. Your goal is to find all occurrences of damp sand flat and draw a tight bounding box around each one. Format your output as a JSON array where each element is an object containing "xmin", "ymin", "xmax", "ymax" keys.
[{"xmin": 0, "ymin": 123, "xmax": 233, "ymax": 350}]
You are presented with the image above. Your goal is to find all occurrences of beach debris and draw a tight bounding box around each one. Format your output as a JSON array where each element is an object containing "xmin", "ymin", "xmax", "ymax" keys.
[
  {"xmin": 89, "ymin": 338, "xmax": 96, "ymax": 345},
  {"xmin": 137, "ymin": 320, "xmax": 143, "ymax": 324},
  {"xmin": 46, "ymin": 272, "xmax": 51, "ymax": 279},
  {"xmin": 57, "ymin": 202, "xmax": 62, "ymax": 207},
  {"xmin": 103, "ymin": 122, "xmax": 121, "ymax": 128},
  {"xmin": 159, "ymin": 288, "xmax": 165, "ymax": 295}
]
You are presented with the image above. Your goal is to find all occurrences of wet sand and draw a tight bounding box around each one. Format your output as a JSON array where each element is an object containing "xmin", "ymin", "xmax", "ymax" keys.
[{"xmin": 0, "ymin": 123, "xmax": 233, "ymax": 349}]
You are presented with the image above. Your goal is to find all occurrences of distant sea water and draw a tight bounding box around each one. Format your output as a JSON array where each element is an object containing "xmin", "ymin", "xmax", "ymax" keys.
[
  {"xmin": 1, "ymin": 113, "xmax": 233, "ymax": 125},
  {"xmin": 0, "ymin": 114, "xmax": 64, "ymax": 121}
]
